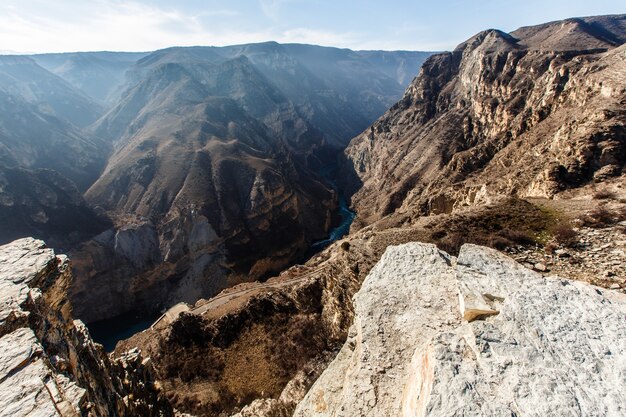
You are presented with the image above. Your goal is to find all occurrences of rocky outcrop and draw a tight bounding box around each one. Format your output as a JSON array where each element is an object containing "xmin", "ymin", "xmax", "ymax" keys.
[
  {"xmin": 345, "ymin": 15, "xmax": 626, "ymax": 226},
  {"xmin": 294, "ymin": 242, "xmax": 626, "ymax": 416},
  {"xmin": 114, "ymin": 236, "xmax": 371, "ymax": 417},
  {"xmin": 0, "ymin": 238, "xmax": 173, "ymax": 417}
]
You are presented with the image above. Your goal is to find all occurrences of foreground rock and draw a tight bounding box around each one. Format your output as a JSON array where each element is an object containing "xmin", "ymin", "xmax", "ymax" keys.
[
  {"xmin": 0, "ymin": 238, "xmax": 172, "ymax": 417},
  {"xmin": 295, "ymin": 242, "xmax": 626, "ymax": 416}
]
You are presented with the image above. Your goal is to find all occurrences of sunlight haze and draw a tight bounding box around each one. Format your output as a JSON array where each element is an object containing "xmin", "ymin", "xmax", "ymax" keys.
[{"xmin": 1, "ymin": 0, "xmax": 624, "ymax": 53}]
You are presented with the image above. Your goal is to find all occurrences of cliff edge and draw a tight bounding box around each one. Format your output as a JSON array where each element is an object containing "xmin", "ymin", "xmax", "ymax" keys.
[
  {"xmin": 0, "ymin": 238, "xmax": 173, "ymax": 417},
  {"xmin": 295, "ymin": 242, "xmax": 626, "ymax": 416},
  {"xmin": 345, "ymin": 14, "xmax": 626, "ymax": 226}
]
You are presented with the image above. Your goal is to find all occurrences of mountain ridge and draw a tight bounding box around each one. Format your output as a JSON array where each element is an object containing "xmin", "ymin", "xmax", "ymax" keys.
[{"xmin": 344, "ymin": 14, "xmax": 626, "ymax": 227}]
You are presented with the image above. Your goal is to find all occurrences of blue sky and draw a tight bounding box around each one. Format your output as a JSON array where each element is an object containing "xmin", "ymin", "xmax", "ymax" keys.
[{"xmin": 1, "ymin": 0, "xmax": 623, "ymax": 53}]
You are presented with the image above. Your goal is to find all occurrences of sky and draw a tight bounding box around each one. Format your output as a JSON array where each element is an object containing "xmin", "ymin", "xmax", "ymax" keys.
[{"xmin": 0, "ymin": 0, "xmax": 624, "ymax": 54}]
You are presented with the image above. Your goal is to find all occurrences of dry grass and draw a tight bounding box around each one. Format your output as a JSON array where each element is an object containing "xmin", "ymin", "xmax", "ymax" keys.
[
  {"xmin": 154, "ymin": 291, "xmax": 334, "ymax": 416},
  {"xmin": 421, "ymin": 198, "xmax": 550, "ymax": 255},
  {"xmin": 551, "ymin": 222, "xmax": 579, "ymax": 247},
  {"xmin": 593, "ymin": 189, "xmax": 617, "ymax": 200},
  {"xmin": 581, "ymin": 206, "xmax": 619, "ymax": 228}
]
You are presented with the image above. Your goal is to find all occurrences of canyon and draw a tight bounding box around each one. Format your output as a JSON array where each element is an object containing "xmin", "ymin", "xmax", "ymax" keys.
[
  {"xmin": 0, "ymin": 44, "xmax": 432, "ymax": 324},
  {"xmin": 0, "ymin": 12, "xmax": 625, "ymax": 417}
]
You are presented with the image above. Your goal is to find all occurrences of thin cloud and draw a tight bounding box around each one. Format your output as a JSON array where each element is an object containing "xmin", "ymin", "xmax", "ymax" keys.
[
  {"xmin": 0, "ymin": 0, "xmax": 623, "ymax": 53},
  {"xmin": 0, "ymin": 0, "xmax": 370, "ymax": 53},
  {"xmin": 259, "ymin": 0, "xmax": 291, "ymax": 20},
  {"xmin": 0, "ymin": 1, "xmax": 256, "ymax": 52}
]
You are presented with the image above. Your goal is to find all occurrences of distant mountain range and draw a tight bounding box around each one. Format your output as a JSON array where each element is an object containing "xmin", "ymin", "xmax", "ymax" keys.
[{"xmin": 0, "ymin": 42, "xmax": 433, "ymax": 322}]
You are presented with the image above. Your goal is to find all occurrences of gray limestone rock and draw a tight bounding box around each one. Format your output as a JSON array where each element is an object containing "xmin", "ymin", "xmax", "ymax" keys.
[
  {"xmin": 0, "ymin": 238, "xmax": 173, "ymax": 417},
  {"xmin": 295, "ymin": 243, "xmax": 626, "ymax": 417}
]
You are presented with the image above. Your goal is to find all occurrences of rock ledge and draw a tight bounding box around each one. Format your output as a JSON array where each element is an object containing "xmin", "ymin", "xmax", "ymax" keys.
[
  {"xmin": 295, "ymin": 242, "xmax": 626, "ymax": 417},
  {"xmin": 0, "ymin": 238, "xmax": 172, "ymax": 417}
]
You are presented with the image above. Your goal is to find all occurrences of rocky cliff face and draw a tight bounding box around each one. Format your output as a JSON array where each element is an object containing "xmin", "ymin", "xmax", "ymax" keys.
[
  {"xmin": 74, "ymin": 89, "xmax": 335, "ymax": 322},
  {"xmin": 294, "ymin": 242, "xmax": 626, "ymax": 416},
  {"xmin": 0, "ymin": 238, "xmax": 172, "ymax": 417},
  {"xmin": 345, "ymin": 15, "xmax": 626, "ymax": 226}
]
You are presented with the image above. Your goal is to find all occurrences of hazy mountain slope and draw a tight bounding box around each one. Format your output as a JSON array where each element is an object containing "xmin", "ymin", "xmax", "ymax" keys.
[
  {"xmin": 345, "ymin": 14, "xmax": 626, "ymax": 226},
  {"xmin": 74, "ymin": 60, "xmax": 334, "ymax": 322},
  {"xmin": 111, "ymin": 43, "xmax": 433, "ymax": 146},
  {"xmin": 0, "ymin": 89, "xmax": 108, "ymax": 190},
  {"xmin": 0, "ymin": 57, "xmax": 110, "ymax": 246},
  {"xmin": 31, "ymin": 51, "xmax": 148, "ymax": 103},
  {"xmin": 94, "ymin": 56, "xmax": 323, "ymax": 155},
  {"xmin": 69, "ymin": 43, "xmax": 432, "ymax": 322},
  {"xmin": 0, "ymin": 164, "xmax": 111, "ymax": 248},
  {"xmin": 0, "ymin": 90, "xmax": 110, "ymax": 247},
  {"xmin": 351, "ymin": 49, "xmax": 437, "ymax": 85},
  {"xmin": 0, "ymin": 56, "xmax": 103, "ymax": 127}
]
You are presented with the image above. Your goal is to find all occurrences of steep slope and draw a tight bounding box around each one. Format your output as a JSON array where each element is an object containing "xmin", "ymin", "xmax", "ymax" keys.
[
  {"xmin": 0, "ymin": 59, "xmax": 111, "ymax": 247},
  {"xmin": 31, "ymin": 51, "xmax": 148, "ymax": 103},
  {"xmin": 73, "ymin": 59, "xmax": 334, "ymax": 322},
  {"xmin": 345, "ymin": 14, "xmax": 626, "ymax": 226},
  {"xmin": 0, "ymin": 238, "xmax": 173, "ymax": 417},
  {"xmin": 0, "ymin": 165, "xmax": 111, "ymax": 249},
  {"xmin": 294, "ymin": 243, "xmax": 626, "ymax": 416},
  {"xmin": 0, "ymin": 89, "xmax": 108, "ymax": 190},
  {"xmin": 0, "ymin": 56, "xmax": 103, "ymax": 127}
]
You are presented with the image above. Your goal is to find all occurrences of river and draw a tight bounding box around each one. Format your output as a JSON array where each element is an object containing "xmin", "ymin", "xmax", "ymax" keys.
[{"xmin": 305, "ymin": 191, "xmax": 356, "ymax": 257}]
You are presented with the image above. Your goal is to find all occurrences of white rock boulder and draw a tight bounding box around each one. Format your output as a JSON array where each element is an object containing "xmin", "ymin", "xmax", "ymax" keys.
[{"xmin": 294, "ymin": 243, "xmax": 626, "ymax": 417}]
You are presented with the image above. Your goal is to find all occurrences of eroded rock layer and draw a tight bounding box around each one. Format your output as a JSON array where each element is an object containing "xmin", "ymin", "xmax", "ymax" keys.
[
  {"xmin": 295, "ymin": 242, "xmax": 626, "ymax": 416},
  {"xmin": 0, "ymin": 238, "xmax": 172, "ymax": 417},
  {"xmin": 345, "ymin": 15, "xmax": 626, "ymax": 226}
]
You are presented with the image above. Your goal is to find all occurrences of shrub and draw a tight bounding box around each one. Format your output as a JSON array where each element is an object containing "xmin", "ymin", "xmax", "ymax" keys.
[
  {"xmin": 552, "ymin": 223, "xmax": 578, "ymax": 247},
  {"xmin": 497, "ymin": 228, "xmax": 535, "ymax": 245},
  {"xmin": 593, "ymin": 189, "xmax": 616, "ymax": 200},
  {"xmin": 489, "ymin": 236, "xmax": 513, "ymax": 250},
  {"xmin": 430, "ymin": 230, "xmax": 447, "ymax": 240},
  {"xmin": 168, "ymin": 313, "xmax": 209, "ymax": 347},
  {"xmin": 437, "ymin": 233, "xmax": 466, "ymax": 256},
  {"xmin": 581, "ymin": 206, "xmax": 616, "ymax": 228},
  {"xmin": 544, "ymin": 242, "xmax": 558, "ymax": 254}
]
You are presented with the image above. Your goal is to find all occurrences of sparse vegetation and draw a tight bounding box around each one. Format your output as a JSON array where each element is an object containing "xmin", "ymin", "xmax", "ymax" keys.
[
  {"xmin": 593, "ymin": 189, "xmax": 616, "ymax": 200},
  {"xmin": 154, "ymin": 287, "xmax": 337, "ymax": 417},
  {"xmin": 581, "ymin": 206, "xmax": 618, "ymax": 228},
  {"xmin": 544, "ymin": 242, "xmax": 558, "ymax": 255},
  {"xmin": 551, "ymin": 222, "xmax": 579, "ymax": 247},
  {"xmin": 425, "ymin": 198, "xmax": 548, "ymax": 255}
]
